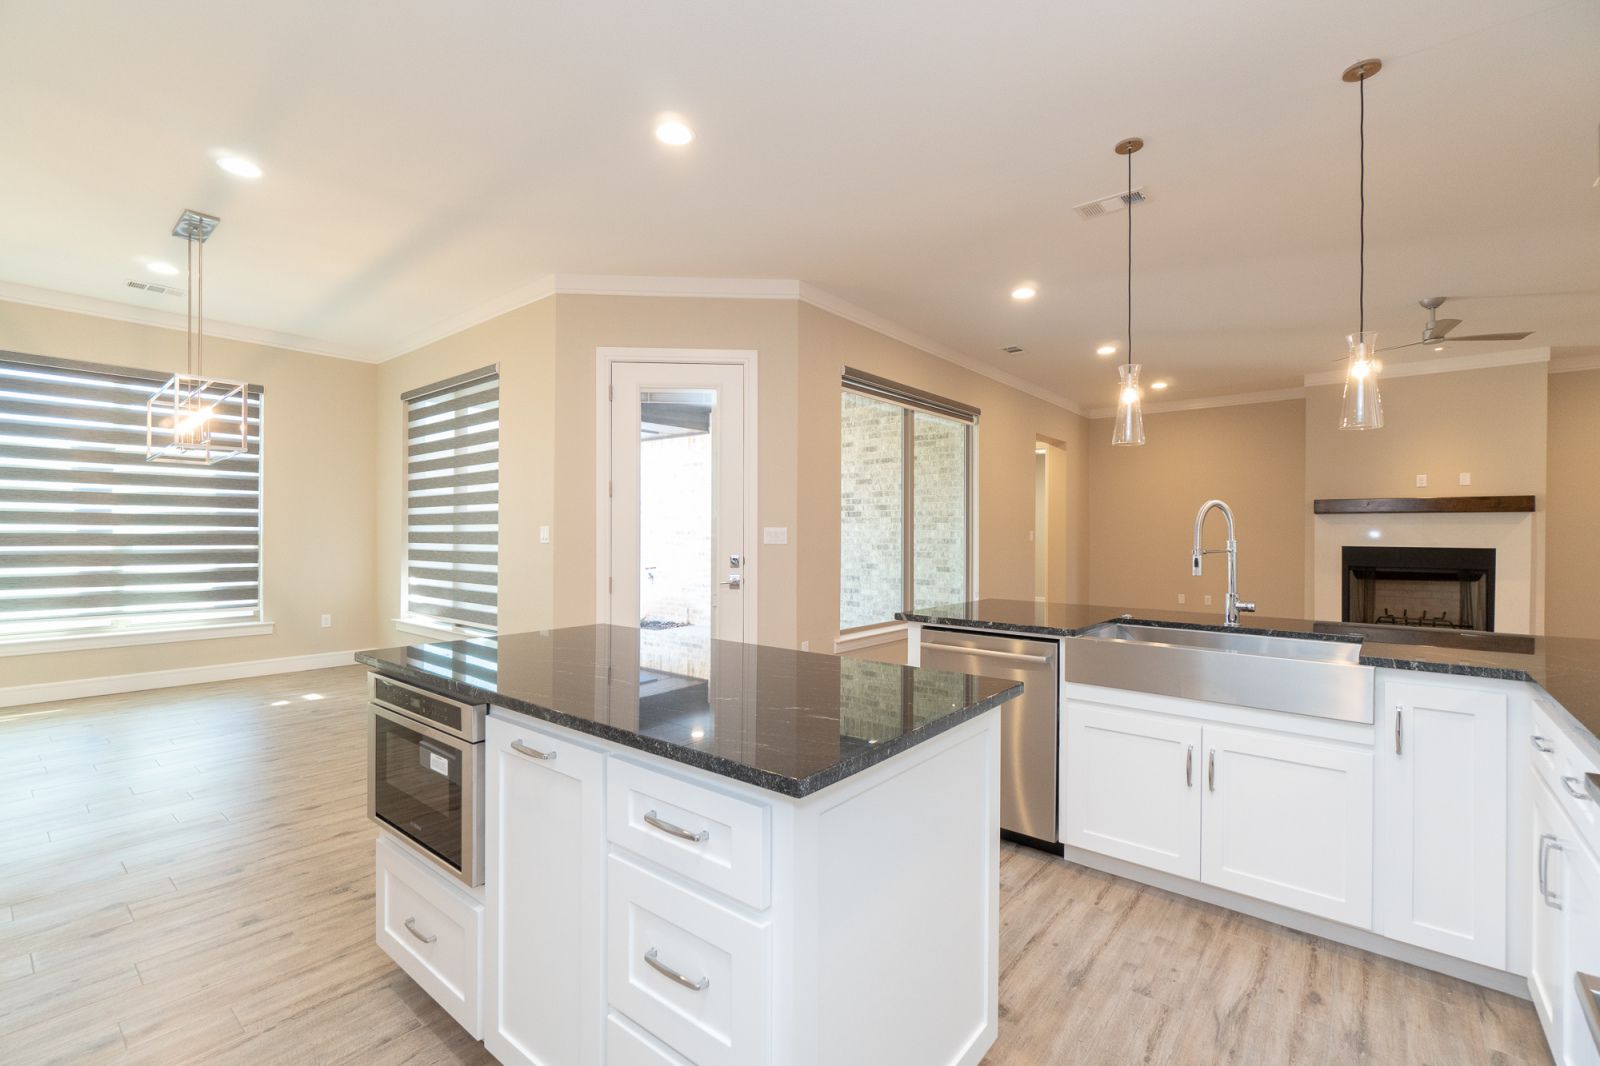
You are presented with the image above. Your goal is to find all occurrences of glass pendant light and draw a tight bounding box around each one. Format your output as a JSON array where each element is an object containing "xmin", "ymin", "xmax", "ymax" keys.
[
  {"xmin": 1339, "ymin": 59, "xmax": 1384, "ymax": 431},
  {"xmin": 1111, "ymin": 136, "xmax": 1146, "ymax": 446}
]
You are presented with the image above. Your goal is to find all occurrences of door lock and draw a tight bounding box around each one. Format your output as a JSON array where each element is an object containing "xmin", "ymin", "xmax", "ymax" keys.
[
  {"xmin": 720, "ymin": 574, "xmax": 742, "ymax": 589},
  {"xmin": 729, "ymin": 554, "xmax": 742, "ymax": 569}
]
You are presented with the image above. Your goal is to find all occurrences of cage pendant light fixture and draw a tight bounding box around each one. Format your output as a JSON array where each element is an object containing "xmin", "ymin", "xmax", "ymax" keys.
[
  {"xmin": 1339, "ymin": 60, "xmax": 1384, "ymax": 431},
  {"xmin": 146, "ymin": 210, "xmax": 251, "ymax": 465},
  {"xmin": 1111, "ymin": 137, "xmax": 1147, "ymax": 446}
]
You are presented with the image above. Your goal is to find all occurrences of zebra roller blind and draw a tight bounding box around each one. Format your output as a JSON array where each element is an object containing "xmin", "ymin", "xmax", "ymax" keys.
[
  {"xmin": 0, "ymin": 351, "xmax": 263, "ymax": 642},
  {"xmin": 404, "ymin": 366, "xmax": 499, "ymax": 632}
]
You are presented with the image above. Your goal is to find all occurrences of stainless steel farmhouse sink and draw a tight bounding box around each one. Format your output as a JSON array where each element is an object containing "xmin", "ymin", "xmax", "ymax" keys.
[{"xmin": 1066, "ymin": 621, "xmax": 1375, "ymax": 724}]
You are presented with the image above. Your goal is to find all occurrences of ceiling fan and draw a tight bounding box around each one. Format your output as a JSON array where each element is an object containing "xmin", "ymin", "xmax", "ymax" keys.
[{"xmin": 1382, "ymin": 296, "xmax": 1534, "ymax": 352}]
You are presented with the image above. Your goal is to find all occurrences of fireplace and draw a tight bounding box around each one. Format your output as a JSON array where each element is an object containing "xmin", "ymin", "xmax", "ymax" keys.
[{"xmin": 1341, "ymin": 546, "xmax": 1496, "ymax": 631}]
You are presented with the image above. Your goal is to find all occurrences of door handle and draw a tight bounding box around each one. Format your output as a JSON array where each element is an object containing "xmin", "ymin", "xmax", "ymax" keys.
[
  {"xmin": 719, "ymin": 574, "xmax": 742, "ymax": 589},
  {"xmin": 1395, "ymin": 708, "xmax": 1403, "ymax": 756},
  {"xmin": 1540, "ymin": 833, "xmax": 1564, "ymax": 910},
  {"xmin": 511, "ymin": 739, "xmax": 556, "ymax": 762},
  {"xmin": 1531, "ymin": 734, "xmax": 1554, "ymax": 754},
  {"xmin": 1207, "ymin": 749, "xmax": 1216, "ymax": 793},
  {"xmin": 1563, "ymin": 776, "xmax": 1591, "ymax": 802},
  {"xmin": 1185, "ymin": 745, "xmax": 1194, "ymax": 789}
]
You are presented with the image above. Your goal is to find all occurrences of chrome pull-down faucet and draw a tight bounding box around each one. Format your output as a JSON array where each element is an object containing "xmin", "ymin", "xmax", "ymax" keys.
[{"xmin": 1191, "ymin": 499, "xmax": 1256, "ymax": 627}]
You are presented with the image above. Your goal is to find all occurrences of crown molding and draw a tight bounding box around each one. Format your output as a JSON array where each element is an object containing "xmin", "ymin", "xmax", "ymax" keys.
[
  {"xmin": 382, "ymin": 274, "xmax": 558, "ymax": 360},
  {"xmin": 1302, "ymin": 346, "xmax": 1551, "ymax": 387},
  {"xmin": 0, "ymin": 279, "xmax": 377, "ymax": 362},
  {"xmin": 796, "ymin": 283, "xmax": 1085, "ymax": 416},
  {"xmin": 556, "ymin": 274, "xmax": 802, "ymax": 300},
  {"xmin": 1086, "ymin": 386, "xmax": 1306, "ymax": 420}
]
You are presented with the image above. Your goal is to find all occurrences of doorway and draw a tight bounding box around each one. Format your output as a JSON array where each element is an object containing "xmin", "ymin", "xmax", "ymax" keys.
[
  {"xmin": 1034, "ymin": 437, "xmax": 1068, "ymax": 603},
  {"xmin": 601, "ymin": 352, "xmax": 755, "ymax": 675}
]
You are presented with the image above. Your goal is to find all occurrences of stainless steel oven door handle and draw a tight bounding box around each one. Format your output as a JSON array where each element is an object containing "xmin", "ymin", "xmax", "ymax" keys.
[
  {"xmin": 644, "ymin": 948, "xmax": 710, "ymax": 991},
  {"xmin": 511, "ymin": 739, "xmax": 557, "ymax": 762}
]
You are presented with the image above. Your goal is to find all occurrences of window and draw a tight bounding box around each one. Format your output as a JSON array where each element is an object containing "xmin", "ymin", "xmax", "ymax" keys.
[
  {"xmin": 840, "ymin": 368, "xmax": 975, "ymax": 631},
  {"xmin": 0, "ymin": 351, "xmax": 263, "ymax": 643},
  {"xmin": 403, "ymin": 367, "xmax": 499, "ymax": 633}
]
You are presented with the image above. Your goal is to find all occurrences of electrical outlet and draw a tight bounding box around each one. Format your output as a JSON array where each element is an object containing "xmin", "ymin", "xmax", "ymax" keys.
[
  {"xmin": 1204, "ymin": 595, "xmax": 1213, "ymax": 606},
  {"xmin": 320, "ymin": 614, "xmax": 332, "ymax": 628},
  {"xmin": 1416, "ymin": 473, "xmax": 1428, "ymax": 488},
  {"xmin": 539, "ymin": 525, "xmax": 550, "ymax": 544},
  {"xmin": 800, "ymin": 640, "xmax": 809, "ymax": 652},
  {"xmin": 1177, "ymin": 593, "xmax": 1186, "ymax": 605},
  {"xmin": 1459, "ymin": 472, "xmax": 1472, "ymax": 486}
]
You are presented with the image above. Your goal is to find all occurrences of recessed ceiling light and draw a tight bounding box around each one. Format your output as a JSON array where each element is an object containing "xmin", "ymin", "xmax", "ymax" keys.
[
  {"xmin": 1096, "ymin": 344, "xmax": 1118, "ymax": 356},
  {"xmin": 1011, "ymin": 285, "xmax": 1037, "ymax": 301},
  {"xmin": 147, "ymin": 261, "xmax": 179, "ymax": 276},
  {"xmin": 1432, "ymin": 345, "xmax": 1445, "ymax": 352},
  {"xmin": 1151, "ymin": 380, "xmax": 1169, "ymax": 390},
  {"xmin": 655, "ymin": 120, "xmax": 694, "ymax": 146},
  {"xmin": 217, "ymin": 155, "xmax": 262, "ymax": 179}
]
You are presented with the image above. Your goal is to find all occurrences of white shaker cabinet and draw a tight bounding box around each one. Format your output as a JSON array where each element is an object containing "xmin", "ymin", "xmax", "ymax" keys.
[
  {"xmin": 484, "ymin": 715, "xmax": 607, "ymax": 1066},
  {"xmin": 1199, "ymin": 724, "xmax": 1374, "ymax": 927},
  {"xmin": 1063, "ymin": 700, "xmax": 1203, "ymax": 879},
  {"xmin": 1375, "ymin": 681, "xmax": 1508, "ymax": 967}
]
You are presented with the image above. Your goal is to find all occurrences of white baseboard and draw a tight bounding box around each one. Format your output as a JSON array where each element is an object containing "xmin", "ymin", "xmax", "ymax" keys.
[
  {"xmin": 1061, "ymin": 844, "xmax": 1531, "ymax": 1000},
  {"xmin": 0, "ymin": 649, "xmax": 364, "ymax": 710}
]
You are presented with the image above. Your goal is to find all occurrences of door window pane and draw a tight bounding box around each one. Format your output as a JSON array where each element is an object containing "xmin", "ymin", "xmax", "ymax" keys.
[
  {"xmin": 913, "ymin": 410, "xmax": 968, "ymax": 610},
  {"xmin": 840, "ymin": 391, "xmax": 905, "ymax": 630},
  {"xmin": 638, "ymin": 389, "xmax": 714, "ymax": 678}
]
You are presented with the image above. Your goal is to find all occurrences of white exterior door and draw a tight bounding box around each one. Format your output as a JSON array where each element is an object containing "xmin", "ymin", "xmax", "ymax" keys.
[
  {"xmin": 608, "ymin": 361, "xmax": 747, "ymax": 666},
  {"xmin": 1063, "ymin": 698, "xmax": 1203, "ymax": 879},
  {"xmin": 1376, "ymin": 682, "xmax": 1508, "ymax": 967},
  {"xmin": 1200, "ymin": 725, "xmax": 1374, "ymax": 927}
]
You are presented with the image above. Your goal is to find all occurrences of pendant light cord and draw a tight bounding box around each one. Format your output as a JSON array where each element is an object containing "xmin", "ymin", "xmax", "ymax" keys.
[
  {"xmin": 1359, "ymin": 72, "xmax": 1365, "ymax": 337},
  {"xmin": 1126, "ymin": 149, "xmax": 1133, "ymax": 368}
]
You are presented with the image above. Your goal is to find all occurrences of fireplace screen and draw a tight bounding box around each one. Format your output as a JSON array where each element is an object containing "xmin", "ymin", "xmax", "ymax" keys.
[{"xmin": 1342, "ymin": 546, "xmax": 1496, "ymax": 631}]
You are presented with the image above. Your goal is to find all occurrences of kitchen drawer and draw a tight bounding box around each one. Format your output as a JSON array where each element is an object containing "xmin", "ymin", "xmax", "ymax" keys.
[
  {"xmin": 607, "ymin": 757, "xmax": 771, "ymax": 909},
  {"xmin": 607, "ymin": 1012, "xmax": 694, "ymax": 1066},
  {"xmin": 375, "ymin": 835, "xmax": 483, "ymax": 1037},
  {"xmin": 607, "ymin": 853, "xmax": 770, "ymax": 1066},
  {"xmin": 1532, "ymin": 701, "xmax": 1600, "ymax": 857}
]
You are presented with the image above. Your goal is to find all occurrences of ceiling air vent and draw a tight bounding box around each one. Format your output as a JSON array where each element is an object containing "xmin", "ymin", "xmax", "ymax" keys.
[
  {"xmin": 127, "ymin": 279, "xmax": 184, "ymax": 297},
  {"xmin": 1001, "ymin": 345, "xmax": 1024, "ymax": 354},
  {"xmin": 1073, "ymin": 186, "xmax": 1148, "ymax": 220}
]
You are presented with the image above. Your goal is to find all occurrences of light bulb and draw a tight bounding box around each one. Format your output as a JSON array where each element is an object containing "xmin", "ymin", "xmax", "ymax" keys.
[
  {"xmin": 1120, "ymin": 386, "xmax": 1139, "ymax": 404},
  {"xmin": 1350, "ymin": 359, "xmax": 1370, "ymax": 380}
]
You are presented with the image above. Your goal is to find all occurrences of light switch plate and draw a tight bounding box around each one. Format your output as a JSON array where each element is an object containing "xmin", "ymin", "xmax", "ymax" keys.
[
  {"xmin": 320, "ymin": 614, "xmax": 332, "ymax": 628},
  {"xmin": 539, "ymin": 525, "xmax": 550, "ymax": 544},
  {"xmin": 1204, "ymin": 595, "xmax": 1213, "ymax": 606},
  {"xmin": 1459, "ymin": 473, "xmax": 1471, "ymax": 486},
  {"xmin": 1416, "ymin": 474, "xmax": 1428, "ymax": 487},
  {"xmin": 1177, "ymin": 594, "xmax": 1186, "ymax": 605},
  {"xmin": 763, "ymin": 527, "xmax": 788, "ymax": 545}
]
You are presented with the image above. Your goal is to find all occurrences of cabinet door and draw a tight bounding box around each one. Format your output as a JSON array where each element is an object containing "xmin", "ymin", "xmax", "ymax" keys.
[
  {"xmin": 1563, "ymin": 836, "xmax": 1600, "ymax": 1066},
  {"xmin": 1532, "ymin": 777, "xmax": 1570, "ymax": 1056},
  {"xmin": 1376, "ymin": 683, "xmax": 1508, "ymax": 967},
  {"xmin": 1063, "ymin": 699, "xmax": 1203, "ymax": 879},
  {"xmin": 1200, "ymin": 725, "xmax": 1374, "ymax": 927},
  {"xmin": 485, "ymin": 716, "xmax": 606, "ymax": 1066}
]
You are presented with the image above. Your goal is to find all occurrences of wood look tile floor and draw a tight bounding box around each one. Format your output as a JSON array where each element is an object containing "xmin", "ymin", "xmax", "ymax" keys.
[{"xmin": 0, "ymin": 665, "xmax": 1549, "ymax": 1065}]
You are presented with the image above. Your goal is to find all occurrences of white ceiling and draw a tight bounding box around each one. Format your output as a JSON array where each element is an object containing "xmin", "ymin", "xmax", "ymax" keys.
[{"xmin": 1, "ymin": 0, "xmax": 1597, "ymax": 405}]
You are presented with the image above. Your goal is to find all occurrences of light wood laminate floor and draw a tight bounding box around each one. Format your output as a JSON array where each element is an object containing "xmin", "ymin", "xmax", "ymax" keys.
[{"xmin": 0, "ymin": 666, "xmax": 1549, "ymax": 1065}]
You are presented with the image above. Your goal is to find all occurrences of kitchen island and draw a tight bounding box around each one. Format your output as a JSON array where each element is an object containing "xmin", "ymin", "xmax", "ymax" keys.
[{"xmin": 358, "ymin": 624, "xmax": 1020, "ymax": 1066}]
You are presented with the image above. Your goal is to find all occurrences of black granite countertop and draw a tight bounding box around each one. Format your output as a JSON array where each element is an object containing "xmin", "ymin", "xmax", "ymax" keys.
[
  {"xmin": 900, "ymin": 599, "xmax": 1600, "ymax": 754},
  {"xmin": 356, "ymin": 624, "xmax": 1019, "ymax": 798}
]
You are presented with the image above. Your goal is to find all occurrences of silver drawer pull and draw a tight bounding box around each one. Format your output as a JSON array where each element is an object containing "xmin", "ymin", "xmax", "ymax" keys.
[
  {"xmin": 511, "ymin": 739, "xmax": 556, "ymax": 762},
  {"xmin": 1531, "ymin": 735, "xmax": 1555, "ymax": 754},
  {"xmin": 645, "ymin": 947, "xmax": 710, "ymax": 991},
  {"xmin": 1539, "ymin": 834, "xmax": 1564, "ymax": 910},
  {"xmin": 404, "ymin": 917, "xmax": 437, "ymax": 945},
  {"xmin": 1563, "ymin": 776, "xmax": 1591, "ymax": 802},
  {"xmin": 644, "ymin": 810, "xmax": 709, "ymax": 843},
  {"xmin": 1185, "ymin": 745, "xmax": 1193, "ymax": 789}
]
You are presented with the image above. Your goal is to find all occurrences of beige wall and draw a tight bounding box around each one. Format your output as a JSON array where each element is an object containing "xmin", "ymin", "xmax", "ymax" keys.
[
  {"xmin": 374, "ymin": 299, "xmax": 557, "ymax": 646},
  {"xmin": 795, "ymin": 303, "xmax": 1089, "ymax": 653},
  {"xmin": 0, "ymin": 298, "xmax": 380, "ymax": 686},
  {"xmin": 1546, "ymin": 367, "xmax": 1600, "ymax": 639},
  {"xmin": 1088, "ymin": 400, "xmax": 1308, "ymax": 617}
]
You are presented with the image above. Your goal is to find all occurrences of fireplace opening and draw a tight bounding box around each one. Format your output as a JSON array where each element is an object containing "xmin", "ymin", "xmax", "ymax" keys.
[{"xmin": 1341, "ymin": 546, "xmax": 1496, "ymax": 632}]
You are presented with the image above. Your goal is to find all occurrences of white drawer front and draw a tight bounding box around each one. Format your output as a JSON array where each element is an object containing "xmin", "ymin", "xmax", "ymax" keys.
[
  {"xmin": 607, "ymin": 1012, "xmax": 694, "ymax": 1066},
  {"xmin": 1533, "ymin": 702, "xmax": 1600, "ymax": 856},
  {"xmin": 607, "ymin": 758, "xmax": 771, "ymax": 909},
  {"xmin": 607, "ymin": 853, "xmax": 769, "ymax": 1066},
  {"xmin": 375, "ymin": 835, "xmax": 483, "ymax": 1037}
]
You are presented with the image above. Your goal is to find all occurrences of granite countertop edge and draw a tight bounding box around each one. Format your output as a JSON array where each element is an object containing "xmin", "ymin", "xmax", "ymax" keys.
[{"xmin": 354, "ymin": 650, "xmax": 1021, "ymax": 798}]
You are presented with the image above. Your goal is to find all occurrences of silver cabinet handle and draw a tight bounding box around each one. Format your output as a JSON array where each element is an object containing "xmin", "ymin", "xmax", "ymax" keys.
[
  {"xmin": 1563, "ymin": 776, "xmax": 1590, "ymax": 802},
  {"xmin": 644, "ymin": 947, "xmax": 710, "ymax": 991},
  {"xmin": 1185, "ymin": 745, "xmax": 1194, "ymax": 789},
  {"xmin": 1532, "ymin": 735, "xmax": 1555, "ymax": 754},
  {"xmin": 1540, "ymin": 834, "xmax": 1564, "ymax": 910},
  {"xmin": 919, "ymin": 640, "xmax": 1053, "ymax": 665},
  {"xmin": 511, "ymin": 739, "xmax": 556, "ymax": 762},
  {"xmin": 1207, "ymin": 749, "xmax": 1216, "ymax": 793},
  {"xmin": 404, "ymin": 917, "xmax": 437, "ymax": 945},
  {"xmin": 644, "ymin": 810, "xmax": 709, "ymax": 843},
  {"xmin": 1395, "ymin": 708, "xmax": 1403, "ymax": 756}
]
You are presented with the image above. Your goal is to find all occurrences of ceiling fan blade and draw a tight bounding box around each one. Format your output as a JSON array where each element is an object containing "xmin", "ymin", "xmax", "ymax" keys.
[
  {"xmin": 1448, "ymin": 331, "xmax": 1534, "ymax": 342},
  {"xmin": 1376, "ymin": 339, "xmax": 1429, "ymax": 353},
  {"xmin": 1430, "ymin": 318, "xmax": 1463, "ymax": 338}
]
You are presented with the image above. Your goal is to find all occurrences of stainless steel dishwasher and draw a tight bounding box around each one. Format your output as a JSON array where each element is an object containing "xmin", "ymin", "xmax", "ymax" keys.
[{"xmin": 919, "ymin": 627, "xmax": 1060, "ymax": 848}]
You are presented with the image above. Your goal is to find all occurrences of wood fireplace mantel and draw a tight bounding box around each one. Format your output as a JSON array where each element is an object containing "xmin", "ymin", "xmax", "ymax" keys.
[{"xmin": 1313, "ymin": 495, "xmax": 1536, "ymax": 515}]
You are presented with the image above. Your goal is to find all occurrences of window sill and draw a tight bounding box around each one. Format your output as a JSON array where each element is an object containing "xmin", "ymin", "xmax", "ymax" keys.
[
  {"xmin": 394, "ymin": 617, "xmax": 495, "ymax": 642},
  {"xmin": 0, "ymin": 621, "xmax": 275, "ymax": 658},
  {"xmin": 834, "ymin": 622, "xmax": 907, "ymax": 654}
]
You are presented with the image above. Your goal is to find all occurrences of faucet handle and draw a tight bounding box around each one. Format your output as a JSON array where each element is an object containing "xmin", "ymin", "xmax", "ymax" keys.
[{"xmin": 1236, "ymin": 600, "xmax": 1257, "ymax": 614}]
